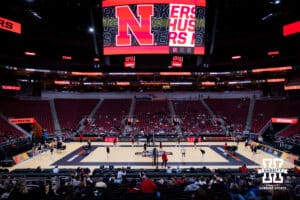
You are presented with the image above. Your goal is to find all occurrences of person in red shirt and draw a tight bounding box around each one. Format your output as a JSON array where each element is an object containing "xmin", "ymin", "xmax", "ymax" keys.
[
  {"xmin": 79, "ymin": 133, "xmax": 83, "ymax": 143},
  {"xmin": 239, "ymin": 164, "xmax": 248, "ymax": 173},
  {"xmin": 161, "ymin": 151, "xmax": 168, "ymax": 168},
  {"xmin": 130, "ymin": 136, "xmax": 135, "ymax": 147},
  {"xmin": 113, "ymin": 138, "xmax": 117, "ymax": 146},
  {"xmin": 127, "ymin": 179, "xmax": 140, "ymax": 193},
  {"xmin": 224, "ymin": 142, "xmax": 228, "ymax": 150},
  {"xmin": 294, "ymin": 166, "xmax": 300, "ymax": 173},
  {"xmin": 139, "ymin": 176, "xmax": 157, "ymax": 194}
]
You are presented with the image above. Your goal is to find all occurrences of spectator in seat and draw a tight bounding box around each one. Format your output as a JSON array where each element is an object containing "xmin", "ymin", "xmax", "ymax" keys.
[
  {"xmin": 166, "ymin": 166, "xmax": 172, "ymax": 174},
  {"xmin": 127, "ymin": 179, "xmax": 140, "ymax": 193},
  {"xmin": 197, "ymin": 176, "xmax": 207, "ymax": 186},
  {"xmin": 139, "ymin": 176, "xmax": 158, "ymax": 196},
  {"xmin": 117, "ymin": 167, "xmax": 126, "ymax": 180},
  {"xmin": 176, "ymin": 176, "xmax": 187, "ymax": 185},
  {"xmin": 239, "ymin": 164, "xmax": 248, "ymax": 173},
  {"xmin": 36, "ymin": 166, "xmax": 42, "ymax": 172},
  {"xmin": 72, "ymin": 175, "xmax": 81, "ymax": 187},
  {"xmin": 94, "ymin": 181, "xmax": 108, "ymax": 198},
  {"xmin": 184, "ymin": 181, "xmax": 200, "ymax": 192},
  {"xmin": 293, "ymin": 166, "xmax": 300, "ymax": 173},
  {"xmin": 193, "ymin": 188, "xmax": 208, "ymax": 200},
  {"xmin": 53, "ymin": 165, "xmax": 59, "ymax": 173}
]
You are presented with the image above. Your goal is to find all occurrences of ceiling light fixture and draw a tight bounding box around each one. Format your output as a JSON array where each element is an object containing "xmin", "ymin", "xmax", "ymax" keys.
[
  {"xmin": 232, "ymin": 55, "xmax": 241, "ymax": 60},
  {"xmin": 88, "ymin": 27, "xmax": 95, "ymax": 33},
  {"xmin": 24, "ymin": 51, "xmax": 36, "ymax": 56}
]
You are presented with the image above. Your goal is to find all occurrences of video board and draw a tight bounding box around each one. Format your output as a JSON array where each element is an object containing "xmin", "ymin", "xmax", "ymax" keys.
[{"xmin": 103, "ymin": 0, "xmax": 206, "ymax": 55}]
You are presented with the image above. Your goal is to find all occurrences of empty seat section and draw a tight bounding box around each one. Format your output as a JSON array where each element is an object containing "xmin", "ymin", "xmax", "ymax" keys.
[
  {"xmin": 205, "ymin": 98, "xmax": 249, "ymax": 132},
  {"xmin": 55, "ymin": 99, "xmax": 98, "ymax": 132},
  {"xmin": 85, "ymin": 99, "xmax": 131, "ymax": 134},
  {"xmin": 131, "ymin": 99, "xmax": 174, "ymax": 135},
  {"xmin": 0, "ymin": 99, "xmax": 54, "ymax": 134},
  {"xmin": 0, "ymin": 117, "xmax": 25, "ymax": 142},
  {"xmin": 252, "ymin": 99, "xmax": 300, "ymax": 133},
  {"xmin": 173, "ymin": 100, "xmax": 218, "ymax": 134}
]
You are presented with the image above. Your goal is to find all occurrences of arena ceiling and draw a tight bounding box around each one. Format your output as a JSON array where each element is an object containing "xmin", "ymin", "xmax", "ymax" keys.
[{"xmin": 0, "ymin": 0, "xmax": 299, "ymax": 72}]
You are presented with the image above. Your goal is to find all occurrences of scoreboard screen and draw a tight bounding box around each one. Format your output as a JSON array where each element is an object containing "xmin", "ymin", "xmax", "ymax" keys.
[{"xmin": 103, "ymin": 0, "xmax": 206, "ymax": 55}]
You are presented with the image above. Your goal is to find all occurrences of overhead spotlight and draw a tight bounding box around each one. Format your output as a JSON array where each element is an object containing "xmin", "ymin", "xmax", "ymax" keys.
[
  {"xmin": 27, "ymin": 10, "xmax": 42, "ymax": 20},
  {"xmin": 262, "ymin": 13, "xmax": 273, "ymax": 21},
  {"xmin": 93, "ymin": 57, "xmax": 100, "ymax": 62},
  {"xmin": 88, "ymin": 27, "xmax": 95, "ymax": 33},
  {"xmin": 32, "ymin": 12, "xmax": 42, "ymax": 20},
  {"xmin": 269, "ymin": 0, "xmax": 280, "ymax": 5}
]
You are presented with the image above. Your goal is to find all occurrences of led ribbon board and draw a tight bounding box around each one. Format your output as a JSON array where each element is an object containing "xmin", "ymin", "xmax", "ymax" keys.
[
  {"xmin": 0, "ymin": 17, "xmax": 21, "ymax": 34},
  {"xmin": 103, "ymin": 0, "xmax": 205, "ymax": 55},
  {"xmin": 271, "ymin": 117, "xmax": 298, "ymax": 124}
]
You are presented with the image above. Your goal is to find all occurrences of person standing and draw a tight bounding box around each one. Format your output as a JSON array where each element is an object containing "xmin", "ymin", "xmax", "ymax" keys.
[
  {"xmin": 152, "ymin": 136, "xmax": 155, "ymax": 147},
  {"xmin": 194, "ymin": 138, "xmax": 198, "ymax": 149},
  {"xmin": 113, "ymin": 138, "xmax": 117, "ymax": 147},
  {"xmin": 245, "ymin": 139, "xmax": 249, "ymax": 148},
  {"xmin": 177, "ymin": 136, "xmax": 181, "ymax": 147},
  {"xmin": 143, "ymin": 142, "xmax": 147, "ymax": 152},
  {"xmin": 181, "ymin": 146, "xmax": 186, "ymax": 158},
  {"xmin": 87, "ymin": 140, "xmax": 91, "ymax": 150},
  {"xmin": 79, "ymin": 133, "xmax": 83, "ymax": 143},
  {"xmin": 224, "ymin": 142, "xmax": 228, "ymax": 150},
  {"xmin": 161, "ymin": 151, "xmax": 168, "ymax": 168},
  {"xmin": 106, "ymin": 146, "xmax": 110, "ymax": 158},
  {"xmin": 130, "ymin": 136, "xmax": 135, "ymax": 147},
  {"xmin": 159, "ymin": 141, "xmax": 162, "ymax": 149},
  {"xmin": 146, "ymin": 135, "xmax": 150, "ymax": 147},
  {"xmin": 236, "ymin": 137, "xmax": 240, "ymax": 146},
  {"xmin": 153, "ymin": 147, "xmax": 157, "ymax": 166},
  {"xmin": 57, "ymin": 140, "xmax": 62, "ymax": 153},
  {"xmin": 200, "ymin": 148, "xmax": 206, "ymax": 157},
  {"xmin": 50, "ymin": 143, "xmax": 54, "ymax": 155},
  {"xmin": 253, "ymin": 144, "xmax": 257, "ymax": 156}
]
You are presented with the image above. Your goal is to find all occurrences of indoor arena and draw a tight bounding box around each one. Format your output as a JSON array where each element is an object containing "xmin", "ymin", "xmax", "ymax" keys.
[{"xmin": 1, "ymin": 0, "xmax": 300, "ymax": 199}]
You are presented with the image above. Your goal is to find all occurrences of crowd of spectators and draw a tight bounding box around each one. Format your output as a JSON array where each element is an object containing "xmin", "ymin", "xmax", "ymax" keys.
[
  {"xmin": 0, "ymin": 165, "xmax": 299, "ymax": 200},
  {"xmin": 0, "ymin": 138, "xmax": 32, "ymax": 161}
]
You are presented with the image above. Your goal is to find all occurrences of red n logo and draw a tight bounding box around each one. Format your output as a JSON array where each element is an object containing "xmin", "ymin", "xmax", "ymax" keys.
[{"xmin": 116, "ymin": 5, "xmax": 154, "ymax": 46}]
